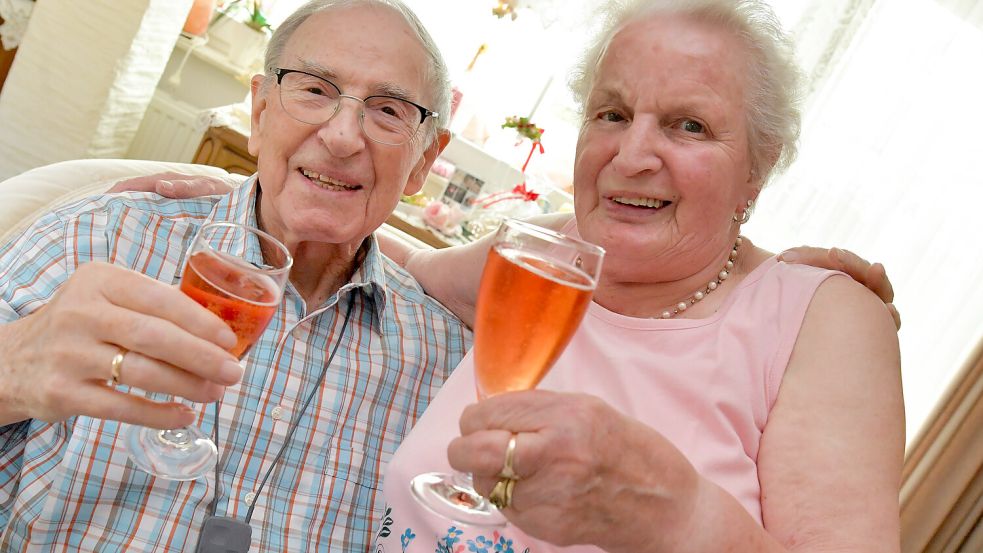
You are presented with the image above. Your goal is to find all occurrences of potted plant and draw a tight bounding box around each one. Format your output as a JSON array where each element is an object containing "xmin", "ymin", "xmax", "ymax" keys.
[{"xmin": 206, "ymin": 0, "xmax": 272, "ymax": 73}]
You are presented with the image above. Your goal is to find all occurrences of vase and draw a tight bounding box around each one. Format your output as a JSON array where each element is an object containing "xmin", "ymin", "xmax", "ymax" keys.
[
  {"xmin": 207, "ymin": 17, "xmax": 269, "ymax": 74},
  {"xmin": 183, "ymin": 0, "xmax": 216, "ymax": 37}
]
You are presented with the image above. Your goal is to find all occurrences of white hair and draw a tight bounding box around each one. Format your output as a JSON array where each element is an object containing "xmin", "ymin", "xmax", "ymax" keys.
[
  {"xmin": 569, "ymin": 0, "xmax": 804, "ymax": 186},
  {"xmin": 262, "ymin": 0, "xmax": 451, "ymax": 137}
]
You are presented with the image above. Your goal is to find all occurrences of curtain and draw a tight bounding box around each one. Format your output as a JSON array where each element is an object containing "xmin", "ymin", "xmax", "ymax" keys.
[
  {"xmin": 746, "ymin": 2, "xmax": 983, "ymax": 546},
  {"xmin": 901, "ymin": 341, "xmax": 983, "ymax": 552},
  {"xmin": 745, "ymin": 0, "xmax": 983, "ymax": 446}
]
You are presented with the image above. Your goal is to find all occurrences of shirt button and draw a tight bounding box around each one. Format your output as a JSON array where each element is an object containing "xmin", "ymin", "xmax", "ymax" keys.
[
  {"xmin": 271, "ymin": 405, "xmax": 284, "ymax": 421},
  {"xmin": 244, "ymin": 492, "xmax": 256, "ymax": 506}
]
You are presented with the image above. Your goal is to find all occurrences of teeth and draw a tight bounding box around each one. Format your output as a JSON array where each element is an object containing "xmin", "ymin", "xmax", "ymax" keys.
[
  {"xmin": 612, "ymin": 196, "xmax": 666, "ymax": 208},
  {"xmin": 302, "ymin": 169, "xmax": 359, "ymax": 190}
]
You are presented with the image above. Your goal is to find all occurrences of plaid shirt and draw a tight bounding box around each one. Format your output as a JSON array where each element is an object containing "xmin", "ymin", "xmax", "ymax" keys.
[{"xmin": 0, "ymin": 177, "xmax": 470, "ymax": 552}]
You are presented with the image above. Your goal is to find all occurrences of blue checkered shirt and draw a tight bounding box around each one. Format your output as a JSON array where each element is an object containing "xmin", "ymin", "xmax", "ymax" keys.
[{"xmin": 0, "ymin": 176, "xmax": 470, "ymax": 552}]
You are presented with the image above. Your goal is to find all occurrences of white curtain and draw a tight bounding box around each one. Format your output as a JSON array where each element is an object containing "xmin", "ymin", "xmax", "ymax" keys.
[{"xmin": 747, "ymin": 0, "xmax": 983, "ymax": 445}]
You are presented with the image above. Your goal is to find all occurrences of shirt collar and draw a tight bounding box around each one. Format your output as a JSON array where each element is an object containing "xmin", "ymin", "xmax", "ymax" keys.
[
  {"xmin": 208, "ymin": 174, "xmax": 260, "ymax": 228},
  {"xmin": 202, "ymin": 175, "xmax": 265, "ymax": 266},
  {"xmin": 209, "ymin": 175, "xmax": 392, "ymax": 335},
  {"xmin": 338, "ymin": 233, "xmax": 393, "ymax": 336}
]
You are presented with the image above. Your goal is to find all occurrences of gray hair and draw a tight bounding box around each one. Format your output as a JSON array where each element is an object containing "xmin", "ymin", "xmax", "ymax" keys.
[
  {"xmin": 569, "ymin": 0, "xmax": 803, "ymax": 186},
  {"xmin": 262, "ymin": 0, "xmax": 451, "ymax": 138}
]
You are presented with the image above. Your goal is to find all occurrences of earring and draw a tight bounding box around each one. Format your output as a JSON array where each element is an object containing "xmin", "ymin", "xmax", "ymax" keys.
[{"xmin": 732, "ymin": 199, "xmax": 754, "ymax": 224}]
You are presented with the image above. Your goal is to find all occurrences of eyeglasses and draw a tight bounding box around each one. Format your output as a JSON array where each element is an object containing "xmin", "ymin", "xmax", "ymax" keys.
[{"xmin": 272, "ymin": 68, "xmax": 439, "ymax": 146}]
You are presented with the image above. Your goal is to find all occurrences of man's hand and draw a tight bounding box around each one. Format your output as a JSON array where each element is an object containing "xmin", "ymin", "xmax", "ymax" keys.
[
  {"xmin": 780, "ymin": 246, "xmax": 900, "ymax": 330},
  {"xmin": 0, "ymin": 263, "xmax": 243, "ymax": 429},
  {"xmin": 108, "ymin": 172, "xmax": 236, "ymax": 198}
]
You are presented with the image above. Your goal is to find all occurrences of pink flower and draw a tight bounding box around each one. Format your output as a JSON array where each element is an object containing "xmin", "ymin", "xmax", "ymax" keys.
[
  {"xmin": 423, "ymin": 200, "xmax": 450, "ymax": 229},
  {"xmin": 423, "ymin": 201, "xmax": 465, "ymax": 235}
]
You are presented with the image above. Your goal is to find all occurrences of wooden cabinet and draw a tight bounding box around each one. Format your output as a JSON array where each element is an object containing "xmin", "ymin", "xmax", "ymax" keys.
[{"xmin": 191, "ymin": 124, "xmax": 257, "ymax": 175}]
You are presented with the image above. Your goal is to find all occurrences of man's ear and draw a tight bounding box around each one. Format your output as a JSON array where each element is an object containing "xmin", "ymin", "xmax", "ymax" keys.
[
  {"xmin": 247, "ymin": 74, "xmax": 270, "ymax": 158},
  {"xmin": 404, "ymin": 129, "xmax": 451, "ymax": 196}
]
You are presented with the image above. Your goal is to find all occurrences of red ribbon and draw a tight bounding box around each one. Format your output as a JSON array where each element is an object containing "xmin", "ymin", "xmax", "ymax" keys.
[
  {"xmin": 511, "ymin": 182, "xmax": 539, "ymax": 201},
  {"xmin": 472, "ymin": 134, "xmax": 545, "ymax": 209},
  {"xmin": 520, "ymin": 136, "xmax": 545, "ymax": 173}
]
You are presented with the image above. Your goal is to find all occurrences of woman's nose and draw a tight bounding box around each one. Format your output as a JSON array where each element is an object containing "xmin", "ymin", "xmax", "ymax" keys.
[{"xmin": 611, "ymin": 117, "xmax": 665, "ymax": 177}]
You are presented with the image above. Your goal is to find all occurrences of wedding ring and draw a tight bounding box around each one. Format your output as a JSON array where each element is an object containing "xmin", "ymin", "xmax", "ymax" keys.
[
  {"xmin": 488, "ymin": 476, "xmax": 516, "ymax": 510},
  {"xmin": 110, "ymin": 348, "xmax": 127, "ymax": 386},
  {"xmin": 498, "ymin": 434, "xmax": 519, "ymax": 480}
]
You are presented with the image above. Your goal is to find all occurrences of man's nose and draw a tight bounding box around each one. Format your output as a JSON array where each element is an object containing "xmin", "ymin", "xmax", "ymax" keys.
[
  {"xmin": 316, "ymin": 97, "xmax": 367, "ymax": 156},
  {"xmin": 611, "ymin": 116, "xmax": 666, "ymax": 177}
]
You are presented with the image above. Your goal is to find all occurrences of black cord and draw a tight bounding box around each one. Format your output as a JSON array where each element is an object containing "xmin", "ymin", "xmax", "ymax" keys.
[
  {"xmin": 245, "ymin": 298, "xmax": 356, "ymax": 523},
  {"xmin": 208, "ymin": 401, "xmax": 221, "ymax": 517},
  {"xmin": 207, "ymin": 296, "xmax": 356, "ymax": 522}
]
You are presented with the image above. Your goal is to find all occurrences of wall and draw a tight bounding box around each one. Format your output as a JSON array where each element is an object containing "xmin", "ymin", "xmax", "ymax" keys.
[{"xmin": 0, "ymin": 0, "xmax": 193, "ymax": 180}]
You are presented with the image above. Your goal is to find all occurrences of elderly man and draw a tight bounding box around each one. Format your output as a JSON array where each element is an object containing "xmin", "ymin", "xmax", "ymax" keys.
[{"xmin": 0, "ymin": 1, "xmax": 468, "ymax": 551}]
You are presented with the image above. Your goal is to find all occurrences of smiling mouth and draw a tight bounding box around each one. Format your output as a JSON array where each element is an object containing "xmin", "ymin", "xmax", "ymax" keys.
[
  {"xmin": 611, "ymin": 196, "xmax": 672, "ymax": 209},
  {"xmin": 301, "ymin": 168, "xmax": 362, "ymax": 191}
]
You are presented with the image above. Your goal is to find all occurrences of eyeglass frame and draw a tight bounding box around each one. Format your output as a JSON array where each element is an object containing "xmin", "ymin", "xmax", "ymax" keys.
[{"xmin": 271, "ymin": 67, "xmax": 440, "ymax": 146}]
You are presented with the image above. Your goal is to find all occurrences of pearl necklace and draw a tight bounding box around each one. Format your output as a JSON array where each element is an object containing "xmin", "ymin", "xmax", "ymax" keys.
[{"xmin": 659, "ymin": 236, "xmax": 742, "ymax": 319}]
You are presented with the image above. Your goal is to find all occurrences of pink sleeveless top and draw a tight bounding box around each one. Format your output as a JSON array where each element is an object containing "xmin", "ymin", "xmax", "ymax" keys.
[{"xmin": 374, "ymin": 252, "xmax": 839, "ymax": 553}]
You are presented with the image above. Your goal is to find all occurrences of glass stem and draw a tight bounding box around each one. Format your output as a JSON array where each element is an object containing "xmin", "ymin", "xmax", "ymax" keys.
[{"xmin": 157, "ymin": 428, "xmax": 196, "ymax": 450}]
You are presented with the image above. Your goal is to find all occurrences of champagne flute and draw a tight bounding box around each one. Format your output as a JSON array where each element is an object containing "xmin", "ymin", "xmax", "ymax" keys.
[
  {"xmin": 410, "ymin": 218, "xmax": 604, "ymax": 526},
  {"xmin": 124, "ymin": 222, "xmax": 292, "ymax": 481}
]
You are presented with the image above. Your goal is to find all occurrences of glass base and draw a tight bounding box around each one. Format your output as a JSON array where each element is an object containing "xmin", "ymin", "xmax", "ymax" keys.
[
  {"xmin": 123, "ymin": 424, "xmax": 218, "ymax": 481},
  {"xmin": 409, "ymin": 472, "xmax": 507, "ymax": 527}
]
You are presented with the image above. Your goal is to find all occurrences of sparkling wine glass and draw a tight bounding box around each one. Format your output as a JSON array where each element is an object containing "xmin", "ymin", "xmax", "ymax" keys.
[
  {"xmin": 124, "ymin": 222, "xmax": 292, "ymax": 481},
  {"xmin": 410, "ymin": 218, "xmax": 604, "ymax": 526}
]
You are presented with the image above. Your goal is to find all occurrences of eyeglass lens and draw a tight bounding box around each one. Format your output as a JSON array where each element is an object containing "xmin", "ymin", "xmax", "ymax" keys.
[{"xmin": 278, "ymin": 71, "xmax": 422, "ymax": 145}]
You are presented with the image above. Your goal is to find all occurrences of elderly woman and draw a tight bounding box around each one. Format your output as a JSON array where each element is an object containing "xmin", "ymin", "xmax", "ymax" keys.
[{"xmin": 372, "ymin": 0, "xmax": 902, "ymax": 552}]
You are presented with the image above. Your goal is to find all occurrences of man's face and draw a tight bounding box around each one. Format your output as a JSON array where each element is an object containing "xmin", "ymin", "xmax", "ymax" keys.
[{"xmin": 248, "ymin": 5, "xmax": 447, "ymax": 251}]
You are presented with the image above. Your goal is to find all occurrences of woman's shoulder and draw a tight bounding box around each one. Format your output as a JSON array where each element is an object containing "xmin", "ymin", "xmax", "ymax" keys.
[
  {"xmin": 806, "ymin": 273, "xmax": 898, "ymax": 337},
  {"xmin": 737, "ymin": 240, "xmax": 839, "ymax": 292}
]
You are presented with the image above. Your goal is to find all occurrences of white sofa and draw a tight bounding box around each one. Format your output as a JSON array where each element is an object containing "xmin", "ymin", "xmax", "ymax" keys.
[
  {"xmin": 0, "ymin": 159, "xmax": 235, "ymax": 244},
  {"xmin": 0, "ymin": 158, "xmax": 430, "ymax": 248}
]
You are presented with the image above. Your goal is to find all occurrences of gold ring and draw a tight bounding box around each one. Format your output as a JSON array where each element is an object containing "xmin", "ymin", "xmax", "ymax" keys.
[
  {"xmin": 488, "ymin": 476, "xmax": 516, "ymax": 510},
  {"xmin": 498, "ymin": 434, "xmax": 519, "ymax": 480},
  {"xmin": 110, "ymin": 348, "xmax": 127, "ymax": 386}
]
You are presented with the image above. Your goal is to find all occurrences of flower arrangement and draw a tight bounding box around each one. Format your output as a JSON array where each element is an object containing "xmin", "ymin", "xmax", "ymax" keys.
[
  {"xmin": 213, "ymin": 0, "xmax": 271, "ymax": 33},
  {"xmin": 492, "ymin": 0, "xmax": 520, "ymax": 20},
  {"xmin": 422, "ymin": 201, "xmax": 467, "ymax": 236},
  {"xmin": 501, "ymin": 115, "xmax": 543, "ymax": 142}
]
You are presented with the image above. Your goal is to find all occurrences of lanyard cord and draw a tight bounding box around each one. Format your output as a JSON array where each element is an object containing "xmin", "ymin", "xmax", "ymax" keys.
[{"xmin": 207, "ymin": 297, "xmax": 358, "ymax": 523}]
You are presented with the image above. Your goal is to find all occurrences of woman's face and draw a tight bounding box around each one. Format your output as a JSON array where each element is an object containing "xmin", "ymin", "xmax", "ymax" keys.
[{"xmin": 574, "ymin": 14, "xmax": 757, "ymax": 280}]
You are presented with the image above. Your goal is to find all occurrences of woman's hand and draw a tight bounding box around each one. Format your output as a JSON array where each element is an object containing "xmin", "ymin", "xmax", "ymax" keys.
[
  {"xmin": 0, "ymin": 263, "xmax": 243, "ymax": 429},
  {"xmin": 449, "ymin": 390, "xmax": 701, "ymax": 553},
  {"xmin": 107, "ymin": 172, "xmax": 238, "ymax": 197},
  {"xmin": 779, "ymin": 245, "xmax": 900, "ymax": 329}
]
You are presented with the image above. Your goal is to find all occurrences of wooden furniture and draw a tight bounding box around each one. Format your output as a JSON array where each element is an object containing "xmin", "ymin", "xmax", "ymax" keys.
[
  {"xmin": 192, "ymin": 124, "xmax": 453, "ymax": 248},
  {"xmin": 191, "ymin": 124, "xmax": 257, "ymax": 176},
  {"xmin": 0, "ymin": 15, "xmax": 18, "ymax": 94},
  {"xmin": 0, "ymin": 48, "xmax": 15, "ymax": 94},
  {"xmin": 384, "ymin": 211, "xmax": 453, "ymax": 249}
]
